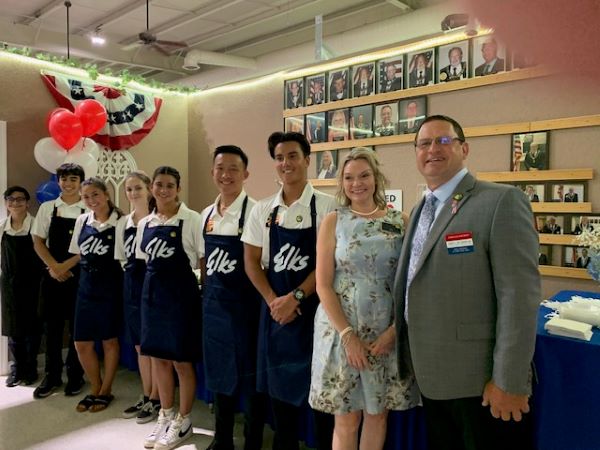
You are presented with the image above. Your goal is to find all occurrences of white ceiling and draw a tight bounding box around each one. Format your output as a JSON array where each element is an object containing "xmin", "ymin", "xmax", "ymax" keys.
[{"xmin": 0, "ymin": 0, "xmax": 425, "ymax": 84}]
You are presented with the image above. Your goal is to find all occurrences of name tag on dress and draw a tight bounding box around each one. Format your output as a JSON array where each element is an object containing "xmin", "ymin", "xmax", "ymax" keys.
[
  {"xmin": 381, "ymin": 222, "xmax": 403, "ymax": 234},
  {"xmin": 445, "ymin": 232, "xmax": 474, "ymax": 254}
]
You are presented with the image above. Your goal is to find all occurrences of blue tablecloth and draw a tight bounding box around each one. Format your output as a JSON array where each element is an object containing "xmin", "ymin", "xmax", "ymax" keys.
[{"xmin": 533, "ymin": 290, "xmax": 600, "ymax": 450}]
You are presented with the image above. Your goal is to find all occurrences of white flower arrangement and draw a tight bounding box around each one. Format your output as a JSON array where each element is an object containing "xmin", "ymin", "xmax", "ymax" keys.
[{"xmin": 575, "ymin": 228, "xmax": 600, "ymax": 282}]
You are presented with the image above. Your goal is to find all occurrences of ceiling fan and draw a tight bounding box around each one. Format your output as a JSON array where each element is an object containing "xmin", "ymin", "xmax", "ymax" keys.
[{"xmin": 123, "ymin": 0, "xmax": 187, "ymax": 56}]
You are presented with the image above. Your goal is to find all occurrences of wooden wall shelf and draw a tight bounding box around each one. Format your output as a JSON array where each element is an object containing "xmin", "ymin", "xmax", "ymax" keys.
[
  {"xmin": 539, "ymin": 234, "xmax": 580, "ymax": 245},
  {"xmin": 310, "ymin": 179, "xmax": 337, "ymax": 187},
  {"xmin": 477, "ymin": 168, "xmax": 594, "ymax": 183},
  {"xmin": 539, "ymin": 266, "xmax": 592, "ymax": 280},
  {"xmin": 531, "ymin": 203, "xmax": 592, "ymax": 214},
  {"xmin": 283, "ymin": 67, "xmax": 549, "ymax": 118}
]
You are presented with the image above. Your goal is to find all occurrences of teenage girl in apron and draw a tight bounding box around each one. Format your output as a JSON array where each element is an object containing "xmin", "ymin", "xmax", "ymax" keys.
[
  {"xmin": 137, "ymin": 166, "xmax": 203, "ymax": 450},
  {"xmin": 116, "ymin": 171, "xmax": 161, "ymax": 423},
  {"xmin": 1, "ymin": 186, "xmax": 43, "ymax": 387},
  {"xmin": 69, "ymin": 177, "xmax": 124, "ymax": 413}
]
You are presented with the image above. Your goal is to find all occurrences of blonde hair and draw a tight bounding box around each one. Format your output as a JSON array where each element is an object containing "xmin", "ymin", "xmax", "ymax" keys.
[{"xmin": 336, "ymin": 147, "xmax": 388, "ymax": 209}]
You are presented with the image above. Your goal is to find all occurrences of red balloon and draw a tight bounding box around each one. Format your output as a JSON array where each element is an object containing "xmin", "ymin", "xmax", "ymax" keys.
[
  {"xmin": 45, "ymin": 107, "xmax": 69, "ymax": 132},
  {"xmin": 49, "ymin": 110, "xmax": 83, "ymax": 150},
  {"xmin": 74, "ymin": 99, "xmax": 108, "ymax": 137}
]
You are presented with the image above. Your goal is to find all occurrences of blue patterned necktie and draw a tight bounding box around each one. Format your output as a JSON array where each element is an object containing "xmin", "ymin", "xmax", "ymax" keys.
[{"xmin": 405, "ymin": 193, "xmax": 437, "ymax": 319}]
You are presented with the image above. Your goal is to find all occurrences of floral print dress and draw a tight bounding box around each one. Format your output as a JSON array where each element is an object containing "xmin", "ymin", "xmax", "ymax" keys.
[{"xmin": 309, "ymin": 207, "xmax": 420, "ymax": 415}]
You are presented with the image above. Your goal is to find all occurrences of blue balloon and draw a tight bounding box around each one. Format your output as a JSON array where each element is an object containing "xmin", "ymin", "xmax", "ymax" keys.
[{"xmin": 36, "ymin": 177, "xmax": 61, "ymax": 203}]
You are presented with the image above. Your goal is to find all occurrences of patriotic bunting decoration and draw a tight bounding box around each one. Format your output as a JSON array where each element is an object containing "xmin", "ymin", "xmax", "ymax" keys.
[{"xmin": 41, "ymin": 70, "xmax": 162, "ymax": 150}]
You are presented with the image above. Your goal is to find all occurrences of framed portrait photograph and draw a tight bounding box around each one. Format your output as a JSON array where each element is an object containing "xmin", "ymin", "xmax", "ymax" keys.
[
  {"xmin": 377, "ymin": 56, "xmax": 403, "ymax": 93},
  {"xmin": 328, "ymin": 67, "xmax": 349, "ymax": 102},
  {"xmin": 406, "ymin": 49, "xmax": 435, "ymax": 88},
  {"xmin": 438, "ymin": 41, "xmax": 469, "ymax": 83},
  {"xmin": 538, "ymin": 244, "xmax": 552, "ymax": 266},
  {"xmin": 284, "ymin": 78, "xmax": 304, "ymax": 109},
  {"xmin": 536, "ymin": 215, "xmax": 564, "ymax": 234},
  {"xmin": 315, "ymin": 150, "xmax": 339, "ymax": 180},
  {"xmin": 551, "ymin": 183, "xmax": 584, "ymax": 203},
  {"xmin": 349, "ymin": 105, "xmax": 373, "ymax": 140},
  {"xmin": 284, "ymin": 115, "xmax": 304, "ymax": 134},
  {"xmin": 520, "ymin": 184, "xmax": 545, "ymax": 202},
  {"xmin": 511, "ymin": 131, "xmax": 548, "ymax": 171},
  {"xmin": 351, "ymin": 62, "xmax": 375, "ymax": 98},
  {"xmin": 305, "ymin": 112, "xmax": 326, "ymax": 144},
  {"xmin": 472, "ymin": 35, "xmax": 506, "ymax": 77},
  {"xmin": 398, "ymin": 96, "xmax": 427, "ymax": 134},
  {"xmin": 374, "ymin": 103, "xmax": 398, "ymax": 136},
  {"xmin": 571, "ymin": 215, "xmax": 598, "ymax": 235},
  {"xmin": 305, "ymin": 73, "xmax": 326, "ymax": 106},
  {"xmin": 327, "ymin": 109, "xmax": 349, "ymax": 142},
  {"xmin": 564, "ymin": 246, "xmax": 592, "ymax": 268}
]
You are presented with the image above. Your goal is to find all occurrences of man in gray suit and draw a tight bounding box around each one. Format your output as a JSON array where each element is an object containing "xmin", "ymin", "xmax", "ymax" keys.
[{"xmin": 393, "ymin": 115, "xmax": 540, "ymax": 450}]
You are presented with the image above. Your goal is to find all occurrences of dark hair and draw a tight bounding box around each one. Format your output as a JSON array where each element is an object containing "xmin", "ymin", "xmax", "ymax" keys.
[
  {"xmin": 213, "ymin": 145, "xmax": 249, "ymax": 169},
  {"xmin": 3, "ymin": 185, "xmax": 30, "ymax": 201},
  {"xmin": 267, "ymin": 131, "xmax": 311, "ymax": 159},
  {"xmin": 81, "ymin": 177, "xmax": 123, "ymax": 218},
  {"xmin": 152, "ymin": 166, "xmax": 181, "ymax": 187},
  {"xmin": 56, "ymin": 163, "xmax": 85, "ymax": 182},
  {"xmin": 414, "ymin": 114, "xmax": 466, "ymax": 143},
  {"xmin": 448, "ymin": 46, "xmax": 463, "ymax": 58}
]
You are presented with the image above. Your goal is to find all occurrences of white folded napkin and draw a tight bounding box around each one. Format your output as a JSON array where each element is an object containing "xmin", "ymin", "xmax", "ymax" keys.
[{"xmin": 544, "ymin": 317, "xmax": 593, "ymax": 341}]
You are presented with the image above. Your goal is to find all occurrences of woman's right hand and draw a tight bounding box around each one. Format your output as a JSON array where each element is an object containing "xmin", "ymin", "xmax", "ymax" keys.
[{"xmin": 343, "ymin": 333, "xmax": 371, "ymax": 371}]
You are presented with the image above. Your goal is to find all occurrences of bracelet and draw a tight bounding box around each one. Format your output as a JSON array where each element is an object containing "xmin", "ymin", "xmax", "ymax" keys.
[
  {"xmin": 341, "ymin": 331, "xmax": 354, "ymax": 348},
  {"xmin": 339, "ymin": 326, "xmax": 353, "ymax": 339}
]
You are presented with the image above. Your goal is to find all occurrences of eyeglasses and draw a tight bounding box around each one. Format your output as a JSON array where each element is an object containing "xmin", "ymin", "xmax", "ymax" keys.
[
  {"xmin": 415, "ymin": 136, "xmax": 464, "ymax": 150},
  {"xmin": 5, "ymin": 196, "xmax": 27, "ymax": 204}
]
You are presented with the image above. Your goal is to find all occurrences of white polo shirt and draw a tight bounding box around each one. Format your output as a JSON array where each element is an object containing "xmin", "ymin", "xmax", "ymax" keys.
[
  {"xmin": 241, "ymin": 183, "xmax": 337, "ymax": 268},
  {"xmin": 68, "ymin": 210, "xmax": 124, "ymax": 255},
  {"xmin": 32, "ymin": 197, "xmax": 86, "ymax": 244},
  {"xmin": 198, "ymin": 190, "xmax": 256, "ymax": 259},
  {"xmin": 114, "ymin": 211, "xmax": 148, "ymax": 263},
  {"xmin": 0, "ymin": 213, "xmax": 35, "ymax": 251},
  {"xmin": 135, "ymin": 202, "xmax": 203, "ymax": 270}
]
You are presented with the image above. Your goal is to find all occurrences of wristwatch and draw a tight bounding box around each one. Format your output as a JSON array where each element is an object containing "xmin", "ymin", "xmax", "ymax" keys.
[{"xmin": 292, "ymin": 288, "xmax": 306, "ymax": 303}]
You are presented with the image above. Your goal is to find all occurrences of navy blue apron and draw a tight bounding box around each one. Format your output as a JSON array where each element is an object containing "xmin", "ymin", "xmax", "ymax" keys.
[
  {"xmin": 122, "ymin": 225, "xmax": 146, "ymax": 346},
  {"xmin": 140, "ymin": 219, "xmax": 202, "ymax": 362},
  {"xmin": 39, "ymin": 206, "xmax": 83, "ymax": 320},
  {"xmin": 257, "ymin": 195, "xmax": 319, "ymax": 407},
  {"xmin": 202, "ymin": 196, "xmax": 261, "ymax": 395},
  {"xmin": 1, "ymin": 229, "xmax": 43, "ymax": 337},
  {"xmin": 74, "ymin": 220, "xmax": 123, "ymax": 341}
]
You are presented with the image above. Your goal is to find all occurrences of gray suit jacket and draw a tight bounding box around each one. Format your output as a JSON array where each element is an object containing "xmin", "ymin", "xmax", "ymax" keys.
[{"xmin": 393, "ymin": 172, "xmax": 540, "ymax": 400}]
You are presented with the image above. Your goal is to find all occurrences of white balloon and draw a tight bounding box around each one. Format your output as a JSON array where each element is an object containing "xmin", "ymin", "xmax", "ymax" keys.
[
  {"xmin": 34, "ymin": 137, "xmax": 68, "ymax": 173},
  {"xmin": 80, "ymin": 138, "xmax": 101, "ymax": 159},
  {"xmin": 65, "ymin": 148, "xmax": 99, "ymax": 178}
]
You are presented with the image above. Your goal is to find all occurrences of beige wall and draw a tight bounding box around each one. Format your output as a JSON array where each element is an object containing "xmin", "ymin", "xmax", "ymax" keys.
[
  {"xmin": 188, "ymin": 73, "xmax": 600, "ymax": 298},
  {"xmin": 0, "ymin": 53, "xmax": 188, "ymax": 213}
]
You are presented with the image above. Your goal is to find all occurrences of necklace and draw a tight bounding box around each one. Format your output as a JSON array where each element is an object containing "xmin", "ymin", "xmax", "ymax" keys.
[{"xmin": 350, "ymin": 206, "xmax": 379, "ymax": 217}]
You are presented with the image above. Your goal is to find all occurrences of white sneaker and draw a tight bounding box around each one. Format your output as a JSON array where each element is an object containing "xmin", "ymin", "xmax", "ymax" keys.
[
  {"xmin": 144, "ymin": 408, "xmax": 174, "ymax": 449},
  {"xmin": 154, "ymin": 412, "xmax": 193, "ymax": 450}
]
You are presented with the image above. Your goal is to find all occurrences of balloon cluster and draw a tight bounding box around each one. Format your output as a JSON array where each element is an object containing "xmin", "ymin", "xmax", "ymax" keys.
[{"xmin": 34, "ymin": 99, "xmax": 107, "ymax": 202}]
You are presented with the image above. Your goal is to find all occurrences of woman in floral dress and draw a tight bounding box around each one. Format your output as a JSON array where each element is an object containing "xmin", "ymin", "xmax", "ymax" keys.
[{"xmin": 310, "ymin": 147, "xmax": 420, "ymax": 449}]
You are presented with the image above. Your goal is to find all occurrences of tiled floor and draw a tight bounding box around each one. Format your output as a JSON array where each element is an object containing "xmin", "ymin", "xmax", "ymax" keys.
[{"xmin": 0, "ymin": 367, "xmax": 277, "ymax": 450}]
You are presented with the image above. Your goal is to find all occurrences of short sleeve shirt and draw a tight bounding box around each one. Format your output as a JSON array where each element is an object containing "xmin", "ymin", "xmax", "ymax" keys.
[{"xmin": 241, "ymin": 183, "xmax": 337, "ymax": 268}]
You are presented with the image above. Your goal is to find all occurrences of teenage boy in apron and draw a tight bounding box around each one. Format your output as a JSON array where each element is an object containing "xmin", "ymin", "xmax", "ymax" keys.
[
  {"xmin": 1, "ymin": 186, "xmax": 43, "ymax": 387},
  {"xmin": 200, "ymin": 145, "xmax": 265, "ymax": 450},
  {"xmin": 32, "ymin": 163, "xmax": 86, "ymax": 399},
  {"xmin": 242, "ymin": 132, "xmax": 336, "ymax": 450}
]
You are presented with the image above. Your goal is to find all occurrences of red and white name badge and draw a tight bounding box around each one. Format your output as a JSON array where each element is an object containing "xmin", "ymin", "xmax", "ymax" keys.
[{"xmin": 445, "ymin": 232, "xmax": 474, "ymax": 254}]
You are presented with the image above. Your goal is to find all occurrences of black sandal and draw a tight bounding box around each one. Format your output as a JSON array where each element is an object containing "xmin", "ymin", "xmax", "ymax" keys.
[
  {"xmin": 89, "ymin": 394, "xmax": 114, "ymax": 412},
  {"xmin": 76, "ymin": 394, "xmax": 96, "ymax": 412}
]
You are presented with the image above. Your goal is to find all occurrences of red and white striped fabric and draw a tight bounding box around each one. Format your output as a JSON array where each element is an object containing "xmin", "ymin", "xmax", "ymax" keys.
[{"xmin": 41, "ymin": 70, "xmax": 162, "ymax": 151}]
